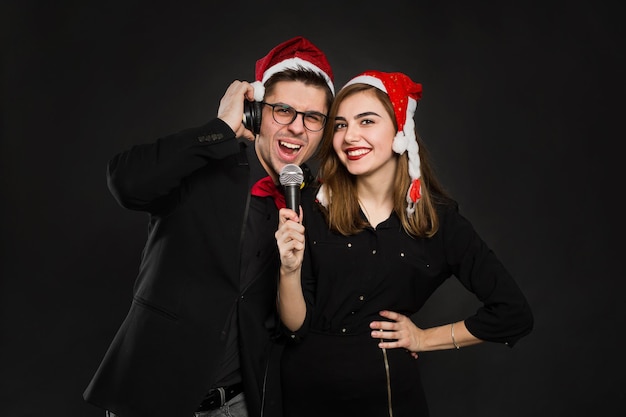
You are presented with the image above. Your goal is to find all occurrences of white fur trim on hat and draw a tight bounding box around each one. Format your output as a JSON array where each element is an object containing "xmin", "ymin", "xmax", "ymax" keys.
[
  {"xmin": 254, "ymin": 58, "xmax": 334, "ymax": 101},
  {"xmin": 344, "ymin": 75, "xmax": 386, "ymax": 94}
]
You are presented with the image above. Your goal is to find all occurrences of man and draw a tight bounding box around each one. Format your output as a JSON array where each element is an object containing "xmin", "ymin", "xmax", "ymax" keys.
[{"xmin": 84, "ymin": 36, "xmax": 335, "ymax": 417}]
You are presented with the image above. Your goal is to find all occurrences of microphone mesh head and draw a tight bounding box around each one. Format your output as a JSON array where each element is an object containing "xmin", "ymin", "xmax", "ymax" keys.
[{"xmin": 279, "ymin": 164, "xmax": 304, "ymax": 187}]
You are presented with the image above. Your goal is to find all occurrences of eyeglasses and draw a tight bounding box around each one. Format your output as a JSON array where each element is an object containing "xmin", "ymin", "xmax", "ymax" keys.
[{"xmin": 261, "ymin": 102, "xmax": 327, "ymax": 132}]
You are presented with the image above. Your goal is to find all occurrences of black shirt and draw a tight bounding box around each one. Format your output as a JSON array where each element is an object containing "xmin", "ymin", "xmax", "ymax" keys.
[{"xmin": 286, "ymin": 188, "xmax": 533, "ymax": 347}]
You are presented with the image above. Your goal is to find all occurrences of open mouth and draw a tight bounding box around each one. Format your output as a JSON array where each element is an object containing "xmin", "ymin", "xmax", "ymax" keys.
[{"xmin": 280, "ymin": 140, "xmax": 302, "ymax": 155}]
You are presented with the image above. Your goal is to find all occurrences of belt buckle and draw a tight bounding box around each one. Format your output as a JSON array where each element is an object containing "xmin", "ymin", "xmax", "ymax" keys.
[
  {"xmin": 198, "ymin": 387, "xmax": 226, "ymax": 411},
  {"xmin": 215, "ymin": 387, "xmax": 226, "ymax": 406},
  {"xmin": 198, "ymin": 383, "xmax": 242, "ymax": 411}
]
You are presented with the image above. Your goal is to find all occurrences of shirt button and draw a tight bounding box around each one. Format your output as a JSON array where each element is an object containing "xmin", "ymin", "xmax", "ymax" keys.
[
  {"xmin": 372, "ymin": 249, "xmax": 376, "ymax": 254},
  {"xmin": 341, "ymin": 328, "xmax": 347, "ymax": 333},
  {"xmin": 359, "ymin": 295, "xmax": 365, "ymax": 301}
]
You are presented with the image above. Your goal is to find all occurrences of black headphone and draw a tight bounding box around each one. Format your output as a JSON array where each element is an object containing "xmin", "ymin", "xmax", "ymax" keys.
[{"xmin": 242, "ymin": 100, "xmax": 263, "ymax": 135}]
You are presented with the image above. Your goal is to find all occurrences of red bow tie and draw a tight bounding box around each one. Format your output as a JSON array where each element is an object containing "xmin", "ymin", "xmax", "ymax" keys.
[{"xmin": 251, "ymin": 176, "xmax": 286, "ymax": 209}]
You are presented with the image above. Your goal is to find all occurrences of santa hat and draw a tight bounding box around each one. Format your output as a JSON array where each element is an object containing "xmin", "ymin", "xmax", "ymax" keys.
[
  {"xmin": 344, "ymin": 70, "xmax": 423, "ymax": 214},
  {"xmin": 251, "ymin": 36, "xmax": 335, "ymax": 101}
]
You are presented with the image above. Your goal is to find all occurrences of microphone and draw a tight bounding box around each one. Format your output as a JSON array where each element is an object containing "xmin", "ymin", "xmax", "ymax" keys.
[{"xmin": 279, "ymin": 164, "xmax": 304, "ymax": 211}]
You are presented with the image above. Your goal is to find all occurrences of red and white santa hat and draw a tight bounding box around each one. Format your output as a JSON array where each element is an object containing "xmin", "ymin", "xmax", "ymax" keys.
[
  {"xmin": 251, "ymin": 36, "xmax": 335, "ymax": 101},
  {"xmin": 345, "ymin": 70, "xmax": 423, "ymax": 214}
]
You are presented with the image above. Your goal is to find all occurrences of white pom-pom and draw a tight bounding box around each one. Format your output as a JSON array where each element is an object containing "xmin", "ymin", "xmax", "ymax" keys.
[
  {"xmin": 315, "ymin": 184, "xmax": 331, "ymax": 208},
  {"xmin": 406, "ymin": 185, "xmax": 417, "ymax": 215},
  {"xmin": 392, "ymin": 132, "xmax": 409, "ymax": 154},
  {"xmin": 251, "ymin": 81, "xmax": 265, "ymax": 102},
  {"xmin": 406, "ymin": 200, "xmax": 416, "ymax": 216},
  {"xmin": 405, "ymin": 181, "xmax": 421, "ymax": 215}
]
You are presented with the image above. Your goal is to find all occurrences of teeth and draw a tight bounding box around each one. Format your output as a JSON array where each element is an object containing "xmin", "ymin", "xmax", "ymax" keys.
[
  {"xmin": 347, "ymin": 149, "xmax": 369, "ymax": 156},
  {"xmin": 280, "ymin": 141, "xmax": 301, "ymax": 150}
]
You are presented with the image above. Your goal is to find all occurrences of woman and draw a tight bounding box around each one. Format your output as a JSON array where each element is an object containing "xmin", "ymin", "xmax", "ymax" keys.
[{"xmin": 275, "ymin": 70, "xmax": 533, "ymax": 417}]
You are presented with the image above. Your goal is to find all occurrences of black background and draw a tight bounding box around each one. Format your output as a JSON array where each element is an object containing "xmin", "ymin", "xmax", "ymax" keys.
[{"xmin": 1, "ymin": 1, "xmax": 624, "ymax": 416}]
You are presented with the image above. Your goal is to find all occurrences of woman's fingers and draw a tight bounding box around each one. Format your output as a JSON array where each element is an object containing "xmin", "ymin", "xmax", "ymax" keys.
[{"xmin": 370, "ymin": 310, "xmax": 421, "ymax": 355}]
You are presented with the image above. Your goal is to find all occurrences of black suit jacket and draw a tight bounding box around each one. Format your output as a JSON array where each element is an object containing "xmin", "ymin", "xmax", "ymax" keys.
[{"xmin": 84, "ymin": 119, "xmax": 283, "ymax": 417}]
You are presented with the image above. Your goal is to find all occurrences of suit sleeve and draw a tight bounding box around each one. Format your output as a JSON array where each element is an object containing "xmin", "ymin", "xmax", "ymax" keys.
[{"xmin": 107, "ymin": 118, "xmax": 240, "ymax": 212}]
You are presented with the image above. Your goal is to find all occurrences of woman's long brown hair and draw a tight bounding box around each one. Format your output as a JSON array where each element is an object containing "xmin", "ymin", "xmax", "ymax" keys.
[{"xmin": 315, "ymin": 83, "xmax": 449, "ymax": 238}]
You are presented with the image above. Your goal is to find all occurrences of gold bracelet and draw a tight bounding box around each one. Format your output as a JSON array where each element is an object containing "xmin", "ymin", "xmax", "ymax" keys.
[{"xmin": 451, "ymin": 322, "xmax": 460, "ymax": 349}]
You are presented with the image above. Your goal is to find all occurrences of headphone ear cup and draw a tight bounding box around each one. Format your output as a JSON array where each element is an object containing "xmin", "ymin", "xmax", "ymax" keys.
[{"xmin": 243, "ymin": 101, "xmax": 263, "ymax": 135}]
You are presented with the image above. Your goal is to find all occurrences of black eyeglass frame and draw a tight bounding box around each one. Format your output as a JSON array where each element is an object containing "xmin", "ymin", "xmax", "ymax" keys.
[{"xmin": 260, "ymin": 102, "xmax": 328, "ymax": 132}]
